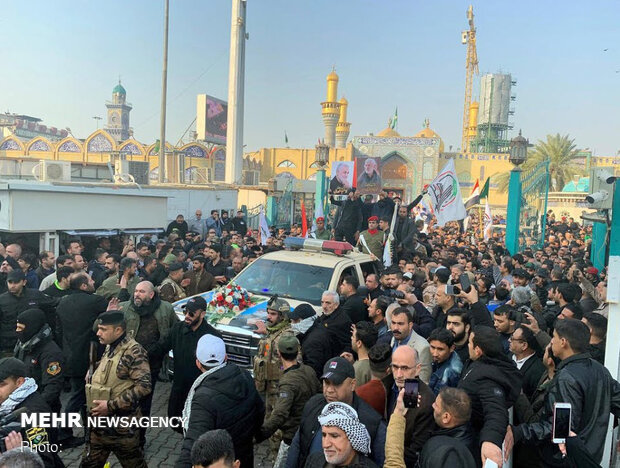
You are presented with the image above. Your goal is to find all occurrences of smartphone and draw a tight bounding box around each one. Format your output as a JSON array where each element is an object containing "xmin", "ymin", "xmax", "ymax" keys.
[
  {"xmin": 403, "ymin": 378, "xmax": 419, "ymax": 408},
  {"xmin": 460, "ymin": 274, "xmax": 472, "ymax": 293},
  {"xmin": 552, "ymin": 402, "xmax": 571, "ymax": 443},
  {"xmin": 445, "ymin": 284, "xmax": 461, "ymax": 296}
]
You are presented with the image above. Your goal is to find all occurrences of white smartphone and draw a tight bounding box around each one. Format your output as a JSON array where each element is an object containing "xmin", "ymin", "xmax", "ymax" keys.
[{"xmin": 552, "ymin": 402, "xmax": 572, "ymax": 444}]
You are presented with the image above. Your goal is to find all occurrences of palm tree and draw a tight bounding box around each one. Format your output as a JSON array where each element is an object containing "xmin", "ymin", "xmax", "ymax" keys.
[{"xmin": 493, "ymin": 133, "xmax": 584, "ymax": 193}]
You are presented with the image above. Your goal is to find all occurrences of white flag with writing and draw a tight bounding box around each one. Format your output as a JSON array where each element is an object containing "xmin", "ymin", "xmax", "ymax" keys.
[
  {"xmin": 484, "ymin": 200, "xmax": 493, "ymax": 240},
  {"xmin": 259, "ymin": 205, "xmax": 271, "ymax": 246},
  {"xmin": 427, "ymin": 159, "xmax": 467, "ymax": 226}
]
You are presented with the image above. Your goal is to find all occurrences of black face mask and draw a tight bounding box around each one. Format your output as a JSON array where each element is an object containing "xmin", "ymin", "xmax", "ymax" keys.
[{"xmin": 16, "ymin": 308, "xmax": 46, "ymax": 342}]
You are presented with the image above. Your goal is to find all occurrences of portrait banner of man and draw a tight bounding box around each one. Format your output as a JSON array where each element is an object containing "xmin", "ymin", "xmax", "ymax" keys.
[
  {"xmin": 329, "ymin": 161, "xmax": 355, "ymax": 196},
  {"xmin": 355, "ymin": 157, "xmax": 382, "ymax": 194}
]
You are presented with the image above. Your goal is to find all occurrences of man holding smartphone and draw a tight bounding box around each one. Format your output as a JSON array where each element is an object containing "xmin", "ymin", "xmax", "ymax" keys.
[{"xmin": 504, "ymin": 318, "xmax": 620, "ymax": 466}]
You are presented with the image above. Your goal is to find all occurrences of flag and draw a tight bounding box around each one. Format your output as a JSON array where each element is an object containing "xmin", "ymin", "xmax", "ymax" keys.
[
  {"xmin": 464, "ymin": 182, "xmax": 481, "ymax": 209},
  {"xmin": 427, "ymin": 159, "xmax": 467, "ymax": 226},
  {"xmin": 285, "ymin": 131, "xmax": 289, "ymax": 146},
  {"xmin": 390, "ymin": 107, "xmax": 398, "ymax": 129},
  {"xmin": 310, "ymin": 197, "xmax": 324, "ymax": 237},
  {"xmin": 479, "ymin": 177, "xmax": 490, "ymax": 199},
  {"xmin": 383, "ymin": 202, "xmax": 399, "ymax": 267},
  {"xmin": 300, "ymin": 201, "xmax": 308, "ymax": 238},
  {"xmin": 483, "ymin": 200, "xmax": 493, "ymax": 240},
  {"xmin": 470, "ymin": 179, "xmax": 480, "ymax": 196},
  {"xmin": 259, "ymin": 205, "xmax": 271, "ymax": 246}
]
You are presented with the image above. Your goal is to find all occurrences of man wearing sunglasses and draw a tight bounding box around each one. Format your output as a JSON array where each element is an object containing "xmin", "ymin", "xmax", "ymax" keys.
[{"xmin": 164, "ymin": 296, "xmax": 222, "ymax": 424}]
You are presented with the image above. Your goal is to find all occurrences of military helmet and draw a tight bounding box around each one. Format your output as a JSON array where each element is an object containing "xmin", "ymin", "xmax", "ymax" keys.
[{"xmin": 267, "ymin": 295, "xmax": 291, "ymax": 317}]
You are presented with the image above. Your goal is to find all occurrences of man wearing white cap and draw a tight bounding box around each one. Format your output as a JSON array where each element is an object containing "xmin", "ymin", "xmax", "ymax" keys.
[
  {"xmin": 304, "ymin": 402, "xmax": 379, "ymax": 467},
  {"xmin": 175, "ymin": 335, "xmax": 265, "ymax": 468}
]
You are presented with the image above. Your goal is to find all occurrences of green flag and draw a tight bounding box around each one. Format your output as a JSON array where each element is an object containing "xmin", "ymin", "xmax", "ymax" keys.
[
  {"xmin": 390, "ymin": 107, "xmax": 398, "ymax": 129},
  {"xmin": 153, "ymin": 139, "xmax": 160, "ymax": 154},
  {"xmin": 480, "ymin": 177, "xmax": 490, "ymax": 199},
  {"xmin": 285, "ymin": 131, "xmax": 289, "ymax": 145}
]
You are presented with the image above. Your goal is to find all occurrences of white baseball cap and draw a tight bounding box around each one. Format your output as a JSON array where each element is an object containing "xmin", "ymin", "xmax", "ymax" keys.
[{"xmin": 196, "ymin": 334, "xmax": 226, "ymax": 367}]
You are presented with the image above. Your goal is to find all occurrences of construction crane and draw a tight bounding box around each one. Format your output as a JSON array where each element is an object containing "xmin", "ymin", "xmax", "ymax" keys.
[{"xmin": 461, "ymin": 5, "xmax": 479, "ymax": 153}]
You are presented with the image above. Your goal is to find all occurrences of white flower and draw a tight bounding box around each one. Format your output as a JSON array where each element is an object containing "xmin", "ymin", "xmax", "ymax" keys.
[
  {"xmin": 225, "ymin": 296, "xmax": 233, "ymax": 303},
  {"xmin": 232, "ymin": 305, "xmax": 240, "ymax": 313}
]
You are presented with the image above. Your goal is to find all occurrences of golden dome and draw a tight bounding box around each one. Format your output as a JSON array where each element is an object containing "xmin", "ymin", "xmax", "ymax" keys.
[
  {"xmin": 327, "ymin": 69, "xmax": 339, "ymax": 82},
  {"xmin": 339, "ymin": 96, "xmax": 348, "ymax": 104},
  {"xmin": 377, "ymin": 127, "xmax": 401, "ymax": 137},
  {"xmin": 414, "ymin": 119, "xmax": 444, "ymax": 152}
]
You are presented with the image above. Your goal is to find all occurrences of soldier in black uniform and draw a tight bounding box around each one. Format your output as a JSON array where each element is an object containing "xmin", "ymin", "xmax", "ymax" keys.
[
  {"xmin": 14, "ymin": 309, "xmax": 64, "ymax": 412},
  {"xmin": 0, "ymin": 357, "xmax": 64, "ymax": 467}
]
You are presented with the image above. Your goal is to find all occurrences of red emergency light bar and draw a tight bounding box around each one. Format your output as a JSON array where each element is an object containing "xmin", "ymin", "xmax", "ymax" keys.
[{"xmin": 283, "ymin": 238, "xmax": 354, "ymax": 256}]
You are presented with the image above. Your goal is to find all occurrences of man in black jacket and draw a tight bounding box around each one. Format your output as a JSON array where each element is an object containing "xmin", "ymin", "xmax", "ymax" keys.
[
  {"xmin": 0, "ymin": 270, "xmax": 58, "ymax": 357},
  {"xmin": 163, "ymin": 296, "xmax": 222, "ymax": 422},
  {"xmin": 338, "ymin": 275, "xmax": 367, "ymax": 323},
  {"xmin": 458, "ymin": 326, "xmax": 522, "ymax": 467},
  {"xmin": 394, "ymin": 205, "xmax": 417, "ymax": 254},
  {"xmin": 331, "ymin": 190, "xmax": 363, "ymax": 245},
  {"xmin": 286, "ymin": 357, "xmax": 386, "ymax": 468},
  {"xmin": 302, "ymin": 291, "xmax": 352, "ymax": 378},
  {"xmin": 508, "ymin": 326, "xmax": 545, "ymax": 401},
  {"xmin": 0, "ymin": 357, "xmax": 64, "ymax": 467},
  {"xmin": 418, "ymin": 387, "xmax": 477, "ymax": 467},
  {"xmin": 176, "ymin": 334, "xmax": 264, "ymax": 468},
  {"xmin": 55, "ymin": 272, "xmax": 107, "ymax": 441},
  {"xmin": 506, "ymin": 318, "xmax": 620, "ymax": 467}
]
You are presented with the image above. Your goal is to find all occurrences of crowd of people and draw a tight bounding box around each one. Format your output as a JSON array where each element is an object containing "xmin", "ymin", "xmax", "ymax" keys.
[{"xmin": 0, "ymin": 194, "xmax": 617, "ymax": 468}]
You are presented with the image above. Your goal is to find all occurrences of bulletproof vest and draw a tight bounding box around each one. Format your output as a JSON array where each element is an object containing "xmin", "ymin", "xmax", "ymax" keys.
[
  {"xmin": 159, "ymin": 277, "xmax": 187, "ymax": 300},
  {"xmin": 86, "ymin": 337, "xmax": 136, "ymax": 412},
  {"xmin": 253, "ymin": 325, "xmax": 289, "ymax": 392}
]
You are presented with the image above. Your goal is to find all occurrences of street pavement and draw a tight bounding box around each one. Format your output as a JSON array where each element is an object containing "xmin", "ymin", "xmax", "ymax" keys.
[{"xmin": 59, "ymin": 380, "xmax": 272, "ymax": 467}]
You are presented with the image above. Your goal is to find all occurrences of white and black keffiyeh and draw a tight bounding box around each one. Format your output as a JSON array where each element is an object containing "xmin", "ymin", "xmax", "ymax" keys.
[{"xmin": 317, "ymin": 401, "xmax": 371, "ymax": 455}]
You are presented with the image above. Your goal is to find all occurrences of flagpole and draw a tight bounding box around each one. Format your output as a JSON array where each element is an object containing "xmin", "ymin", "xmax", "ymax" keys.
[{"xmin": 478, "ymin": 204, "xmax": 483, "ymax": 239}]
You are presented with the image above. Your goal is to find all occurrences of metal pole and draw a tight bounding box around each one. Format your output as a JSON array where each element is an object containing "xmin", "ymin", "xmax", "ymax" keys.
[
  {"xmin": 602, "ymin": 181, "xmax": 620, "ymax": 468},
  {"xmin": 505, "ymin": 168, "xmax": 522, "ymax": 254},
  {"xmin": 158, "ymin": 0, "xmax": 169, "ymax": 184},
  {"xmin": 225, "ymin": 0, "xmax": 247, "ymax": 184},
  {"xmin": 315, "ymin": 168, "xmax": 326, "ymax": 217}
]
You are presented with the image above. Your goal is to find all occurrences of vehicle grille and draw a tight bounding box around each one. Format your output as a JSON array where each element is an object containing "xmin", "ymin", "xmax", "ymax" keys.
[
  {"xmin": 221, "ymin": 332, "xmax": 251, "ymax": 348},
  {"xmin": 221, "ymin": 331, "xmax": 255, "ymax": 369}
]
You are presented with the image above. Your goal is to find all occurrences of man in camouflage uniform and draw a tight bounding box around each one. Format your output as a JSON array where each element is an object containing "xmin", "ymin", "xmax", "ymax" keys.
[
  {"xmin": 158, "ymin": 262, "xmax": 188, "ymax": 303},
  {"xmin": 253, "ymin": 296, "xmax": 294, "ymax": 459},
  {"xmin": 259, "ymin": 335, "xmax": 321, "ymax": 466},
  {"xmin": 82, "ymin": 310, "xmax": 152, "ymax": 468},
  {"xmin": 357, "ymin": 216, "xmax": 385, "ymax": 260}
]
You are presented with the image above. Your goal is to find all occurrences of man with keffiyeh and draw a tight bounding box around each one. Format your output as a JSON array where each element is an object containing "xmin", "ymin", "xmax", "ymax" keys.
[
  {"xmin": 304, "ymin": 402, "xmax": 379, "ymax": 468},
  {"xmin": 176, "ymin": 334, "xmax": 264, "ymax": 468},
  {"xmin": 0, "ymin": 357, "xmax": 64, "ymax": 467}
]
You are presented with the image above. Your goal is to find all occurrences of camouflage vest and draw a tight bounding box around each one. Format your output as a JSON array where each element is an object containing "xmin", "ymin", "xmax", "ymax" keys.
[
  {"xmin": 253, "ymin": 321, "xmax": 292, "ymax": 392},
  {"xmin": 159, "ymin": 277, "xmax": 187, "ymax": 300},
  {"xmin": 86, "ymin": 337, "xmax": 136, "ymax": 413}
]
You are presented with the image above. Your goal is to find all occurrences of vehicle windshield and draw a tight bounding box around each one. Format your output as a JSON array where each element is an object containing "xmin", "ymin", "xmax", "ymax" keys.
[{"xmin": 234, "ymin": 257, "xmax": 333, "ymax": 305}]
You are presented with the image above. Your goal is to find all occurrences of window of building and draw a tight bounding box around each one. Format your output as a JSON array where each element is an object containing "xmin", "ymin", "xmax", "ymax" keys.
[{"xmin": 277, "ymin": 160, "xmax": 296, "ymax": 168}]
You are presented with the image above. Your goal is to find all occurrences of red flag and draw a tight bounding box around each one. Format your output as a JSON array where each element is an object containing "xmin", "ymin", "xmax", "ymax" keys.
[
  {"xmin": 301, "ymin": 201, "xmax": 308, "ymax": 238},
  {"xmin": 470, "ymin": 179, "xmax": 480, "ymax": 196}
]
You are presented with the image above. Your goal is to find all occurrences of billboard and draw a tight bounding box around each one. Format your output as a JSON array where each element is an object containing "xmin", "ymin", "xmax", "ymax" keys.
[
  {"xmin": 329, "ymin": 161, "xmax": 354, "ymax": 196},
  {"xmin": 196, "ymin": 94, "xmax": 227, "ymax": 145},
  {"xmin": 355, "ymin": 156, "xmax": 382, "ymax": 195}
]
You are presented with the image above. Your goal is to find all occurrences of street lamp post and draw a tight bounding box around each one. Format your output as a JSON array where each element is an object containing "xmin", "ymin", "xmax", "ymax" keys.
[
  {"xmin": 505, "ymin": 130, "xmax": 529, "ymax": 254},
  {"xmin": 314, "ymin": 142, "xmax": 330, "ymax": 218}
]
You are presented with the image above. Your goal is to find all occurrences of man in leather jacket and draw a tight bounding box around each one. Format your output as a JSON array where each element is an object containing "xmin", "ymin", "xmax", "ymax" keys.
[{"xmin": 506, "ymin": 318, "xmax": 620, "ymax": 467}]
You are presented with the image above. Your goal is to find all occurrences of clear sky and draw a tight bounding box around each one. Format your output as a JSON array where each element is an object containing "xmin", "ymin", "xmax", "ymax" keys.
[{"xmin": 2, "ymin": 1, "xmax": 619, "ymax": 155}]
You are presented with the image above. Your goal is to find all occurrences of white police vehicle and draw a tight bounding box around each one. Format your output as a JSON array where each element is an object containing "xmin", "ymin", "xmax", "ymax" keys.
[{"xmin": 171, "ymin": 238, "xmax": 377, "ymax": 370}]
